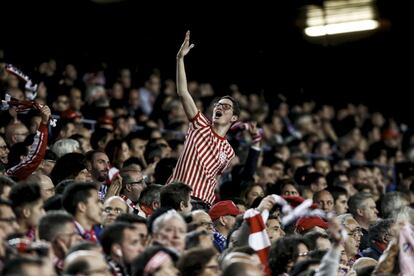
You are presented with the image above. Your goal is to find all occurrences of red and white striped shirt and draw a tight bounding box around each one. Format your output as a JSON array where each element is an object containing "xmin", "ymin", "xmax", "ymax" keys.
[{"xmin": 167, "ymin": 111, "xmax": 235, "ymax": 205}]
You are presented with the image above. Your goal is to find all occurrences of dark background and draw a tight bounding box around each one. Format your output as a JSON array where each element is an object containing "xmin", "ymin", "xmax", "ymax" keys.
[{"xmin": 0, "ymin": 0, "xmax": 413, "ymax": 124}]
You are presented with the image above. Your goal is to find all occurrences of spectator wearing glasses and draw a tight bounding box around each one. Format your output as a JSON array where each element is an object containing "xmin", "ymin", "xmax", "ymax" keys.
[
  {"xmin": 167, "ymin": 31, "xmax": 240, "ymax": 207},
  {"xmin": 120, "ymin": 164, "xmax": 146, "ymax": 215},
  {"xmin": 102, "ymin": 196, "xmax": 128, "ymax": 227},
  {"xmin": 0, "ymin": 135, "xmax": 9, "ymax": 166},
  {"xmin": 336, "ymin": 213, "xmax": 363, "ymax": 266}
]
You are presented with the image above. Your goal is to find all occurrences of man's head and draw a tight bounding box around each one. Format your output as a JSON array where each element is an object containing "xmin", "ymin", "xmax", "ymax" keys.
[
  {"xmin": 191, "ymin": 210, "xmax": 214, "ymax": 234},
  {"xmin": 313, "ymin": 190, "xmax": 334, "ymax": 213},
  {"xmin": 100, "ymin": 222, "xmax": 145, "ymax": 265},
  {"xmin": 62, "ymin": 182, "xmax": 103, "ymax": 225},
  {"xmin": 152, "ymin": 209, "xmax": 187, "ymax": 253},
  {"xmin": 328, "ymin": 186, "xmax": 349, "ymax": 215},
  {"xmin": 212, "ymin": 96, "xmax": 239, "ymax": 127},
  {"xmin": 63, "ymin": 250, "xmax": 111, "ymax": 276},
  {"xmin": 26, "ymin": 174, "xmax": 55, "ymax": 201},
  {"xmin": 5, "ymin": 123, "xmax": 29, "ymax": 146},
  {"xmin": 0, "ymin": 175, "xmax": 15, "ymax": 200},
  {"xmin": 368, "ymin": 218, "xmax": 394, "ymax": 246},
  {"xmin": 85, "ymin": 150, "xmax": 110, "ymax": 182},
  {"xmin": 336, "ymin": 214, "xmax": 362, "ymax": 258},
  {"xmin": 0, "ymin": 199, "xmax": 20, "ymax": 236},
  {"xmin": 348, "ymin": 192, "xmax": 378, "ymax": 227},
  {"xmin": 266, "ymin": 216, "xmax": 285, "ymax": 242},
  {"xmin": 9, "ymin": 182, "xmax": 45, "ymax": 229},
  {"xmin": 209, "ymin": 200, "xmax": 241, "ymax": 234},
  {"xmin": 38, "ymin": 210, "xmax": 82, "ymax": 259},
  {"xmin": 102, "ymin": 196, "xmax": 128, "ymax": 226},
  {"xmin": 160, "ymin": 182, "xmax": 193, "ymax": 214},
  {"xmin": 120, "ymin": 165, "xmax": 146, "ymax": 203}
]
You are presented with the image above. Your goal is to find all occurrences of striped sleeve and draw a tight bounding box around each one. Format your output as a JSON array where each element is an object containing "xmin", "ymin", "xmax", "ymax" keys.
[{"xmin": 6, "ymin": 123, "xmax": 48, "ymax": 180}]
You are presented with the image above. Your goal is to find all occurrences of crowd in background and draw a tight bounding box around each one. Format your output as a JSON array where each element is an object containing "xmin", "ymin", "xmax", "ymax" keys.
[{"xmin": 1, "ymin": 52, "xmax": 414, "ymax": 276}]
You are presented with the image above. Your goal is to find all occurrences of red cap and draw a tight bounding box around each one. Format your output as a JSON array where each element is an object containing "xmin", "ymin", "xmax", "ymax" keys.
[
  {"xmin": 208, "ymin": 200, "xmax": 241, "ymax": 221},
  {"xmin": 283, "ymin": 196, "xmax": 319, "ymax": 209},
  {"xmin": 295, "ymin": 216, "xmax": 329, "ymax": 234}
]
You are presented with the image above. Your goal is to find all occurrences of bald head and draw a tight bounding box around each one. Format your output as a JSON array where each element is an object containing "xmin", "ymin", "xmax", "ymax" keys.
[
  {"xmin": 102, "ymin": 196, "xmax": 128, "ymax": 226},
  {"xmin": 5, "ymin": 123, "xmax": 29, "ymax": 146},
  {"xmin": 64, "ymin": 250, "xmax": 110, "ymax": 276}
]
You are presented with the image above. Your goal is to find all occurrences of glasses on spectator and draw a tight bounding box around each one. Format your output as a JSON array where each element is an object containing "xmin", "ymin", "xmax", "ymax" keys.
[
  {"xmin": 0, "ymin": 217, "xmax": 17, "ymax": 223},
  {"xmin": 199, "ymin": 221, "xmax": 214, "ymax": 228},
  {"xmin": 348, "ymin": 227, "xmax": 363, "ymax": 238},
  {"xmin": 214, "ymin": 102, "xmax": 233, "ymax": 110},
  {"xmin": 0, "ymin": 145, "xmax": 8, "ymax": 150},
  {"xmin": 104, "ymin": 207, "xmax": 125, "ymax": 214},
  {"xmin": 297, "ymin": 251, "xmax": 310, "ymax": 257}
]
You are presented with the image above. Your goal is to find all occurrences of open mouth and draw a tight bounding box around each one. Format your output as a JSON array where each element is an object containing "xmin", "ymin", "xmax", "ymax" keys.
[{"xmin": 215, "ymin": 110, "xmax": 223, "ymax": 118}]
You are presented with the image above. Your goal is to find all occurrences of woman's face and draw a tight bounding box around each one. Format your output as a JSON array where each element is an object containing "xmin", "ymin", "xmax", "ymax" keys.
[{"xmin": 246, "ymin": 185, "xmax": 264, "ymax": 206}]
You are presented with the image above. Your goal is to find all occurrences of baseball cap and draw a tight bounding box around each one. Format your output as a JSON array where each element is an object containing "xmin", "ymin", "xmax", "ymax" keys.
[
  {"xmin": 295, "ymin": 216, "xmax": 329, "ymax": 234},
  {"xmin": 208, "ymin": 200, "xmax": 241, "ymax": 221}
]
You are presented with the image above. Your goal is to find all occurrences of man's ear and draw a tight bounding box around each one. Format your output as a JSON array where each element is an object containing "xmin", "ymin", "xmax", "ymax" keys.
[
  {"xmin": 22, "ymin": 207, "xmax": 31, "ymax": 219},
  {"xmin": 219, "ymin": 216, "xmax": 226, "ymax": 226},
  {"xmin": 152, "ymin": 201, "xmax": 160, "ymax": 210},
  {"xmin": 231, "ymin": 116, "xmax": 238, "ymax": 124},
  {"xmin": 125, "ymin": 183, "xmax": 132, "ymax": 192},
  {"xmin": 85, "ymin": 161, "xmax": 92, "ymax": 171},
  {"xmin": 112, "ymin": 244, "xmax": 123, "ymax": 258},
  {"xmin": 78, "ymin": 202, "xmax": 87, "ymax": 213},
  {"xmin": 356, "ymin": 208, "xmax": 364, "ymax": 217},
  {"xmin": 179, "ymin": 200, "xmax": 186, "ymax": 211}
]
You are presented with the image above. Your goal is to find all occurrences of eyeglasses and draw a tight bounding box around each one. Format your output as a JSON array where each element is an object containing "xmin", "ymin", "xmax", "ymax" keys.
[
  {"xmin": 199, "ymin": 221, "xmax": 214, "ymax": 228},
  {"xmin": 0, "ymin": 145, "xmax": 8, "ymax": 150},
  {"xmin": 214, "ymin": 102, "xmax": 233, "ymax": 111},
  {"xmin": 104, "ymin": 207, "xmax": 125, "ymax": 214},
  {"xmin": 348, "ymin": 227, "xmax": 363, "ymax": 238},
  {"xmin": 297, "ymin": 251, "xmax": 310, "ymax": 257}
]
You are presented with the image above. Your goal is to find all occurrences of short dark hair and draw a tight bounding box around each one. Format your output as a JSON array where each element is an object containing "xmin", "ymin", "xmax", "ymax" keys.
[
  {"xmin": 0, "ymin": 176, "xmax": 15, "ymax": 196},
  {"xmin": 160, "ymin": 182, "xmax": 192, "ymax": 211},
  {"xmin": 177, "ymin": 247, "xmax": 217, "ymax": 276},
  {"xmin": 219, "ymin": 95, "xmax": 240, "ymax": 117},
  {"xmin": 115, "ymin": 213, "xmax": 147, "ymax": 225},
  {"xmin": 1, "ymin": 256, "xmax": 43, "ymax": 276},
  {"xmin": 62, "ymin": 182, "xmax": 98, "ymax": 215},
  {"xmin": 63, "ymin": 256, "xmax": 90, "ymax": 275},
  {"xmin": 327, "ymin": 186, "xmax": 348, "ymax": 201},
  {"xmin": 348, "ymin": 192, "xmax": 373, "ymax": 217},
  {"xmin": 154, "ymin": 158, "xmax": 177, "ymax": 185},
  {"xmin": 368, "ymin": 218, "xmax": 394, "ymax": 243},
  {"xmin": 303, "ymin": 231, "xmax": 329, "ymax": 250},
  {"xmin": 38, "ymin": 210, "xmax": 74, "ymax": 241},
  {"xmin": 139, "ymin": 184, "xmax": 162, "ymax": 206},
  {"xmin": 50, "ymin": 152, "xmax": 87, "ymax": 184},
  {"xmin": 9, "ymin": 182, "xmax": 42, "ymax": 218},
  {"xmin": 100, "ymin": 222, "xmax": 133, "ymax": 255}
]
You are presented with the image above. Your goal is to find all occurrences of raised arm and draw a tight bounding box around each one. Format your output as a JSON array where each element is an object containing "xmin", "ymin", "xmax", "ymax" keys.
[{"xmin": 176, "ymin": 31, "xmax": 198, "ymax": 120}]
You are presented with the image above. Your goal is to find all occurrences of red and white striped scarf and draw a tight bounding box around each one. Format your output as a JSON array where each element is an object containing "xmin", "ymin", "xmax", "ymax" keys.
[{"xmin": 243, "ymin": 209, "xmax": 271, "ymax": 276}]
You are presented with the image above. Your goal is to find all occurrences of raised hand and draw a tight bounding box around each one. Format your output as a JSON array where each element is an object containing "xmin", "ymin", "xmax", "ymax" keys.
[{"xmin": 177, "ymin": 31, "xmax": 195, "ymax": 59}]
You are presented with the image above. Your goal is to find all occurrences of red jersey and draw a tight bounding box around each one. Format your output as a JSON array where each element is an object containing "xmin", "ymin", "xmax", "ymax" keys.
[{"xmin": 168, "ymin": 112, "xmax": 235, "ymax": 204}]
